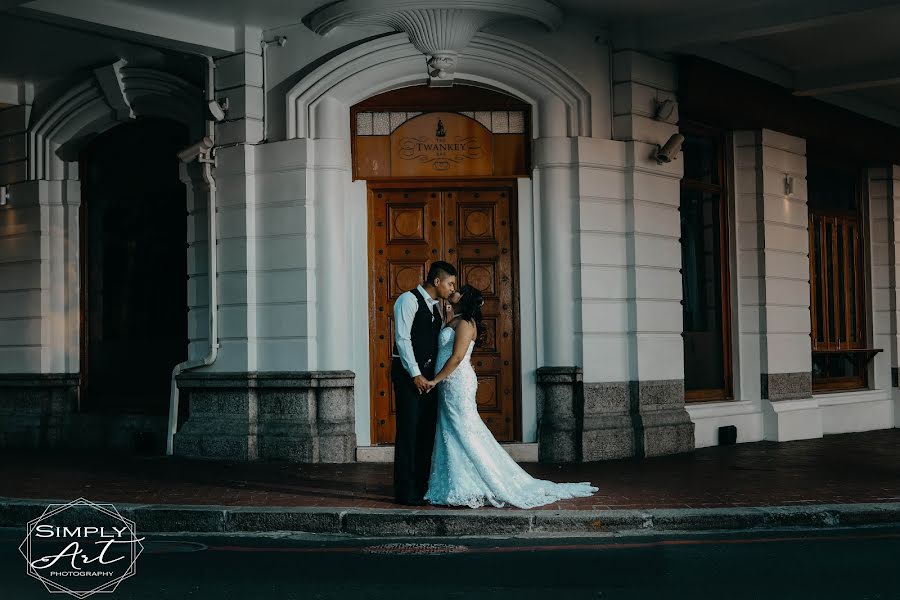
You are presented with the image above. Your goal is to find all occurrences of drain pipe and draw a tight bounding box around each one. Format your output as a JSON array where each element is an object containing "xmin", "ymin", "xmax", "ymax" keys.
[
  {"xmin": 260, "ymin": 35, "xmax": 287, "ymax": 143},
  {"xmin": 166, "ymin": 55, "xmax": 220, "ymax": 456}
]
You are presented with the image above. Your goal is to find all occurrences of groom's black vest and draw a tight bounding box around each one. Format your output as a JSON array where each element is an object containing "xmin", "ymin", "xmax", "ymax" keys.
[{"xmin": 394, "ymin": 287, "xmax": 442, "ymax": 377}]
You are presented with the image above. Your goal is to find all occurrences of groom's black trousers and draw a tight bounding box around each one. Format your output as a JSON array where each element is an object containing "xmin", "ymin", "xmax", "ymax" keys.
[{"xmin": 392, "ymin": 358, "xmax": 438, "ymax": 501}]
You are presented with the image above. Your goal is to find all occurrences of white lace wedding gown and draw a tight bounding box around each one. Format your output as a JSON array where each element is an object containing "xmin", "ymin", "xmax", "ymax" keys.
[{"xmin": 424, "ymin": 325, "xmax": 600, "ymax": 509}]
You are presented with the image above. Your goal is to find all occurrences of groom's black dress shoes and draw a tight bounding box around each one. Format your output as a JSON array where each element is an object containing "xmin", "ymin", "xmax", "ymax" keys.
[{"xmin": 395, "ymin": 496, "xmax": 427, "ymax": 506}]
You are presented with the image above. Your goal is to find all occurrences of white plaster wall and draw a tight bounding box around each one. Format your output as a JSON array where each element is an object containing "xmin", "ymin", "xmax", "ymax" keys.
[
  {"xmin": 261, "ymin": 24, "xmax": 404, "ymax": 144},
  {"xmin": 0, "ymin": 105, "xmax": 40, "ymax": 372},
  {"xmin": 185, "ymin": 161, "xmax": 213, "ymax": 365},
  {"xmin": 608, "ymin": 49, "xmax": 684, "ymax": 384},
  {"xmin": 575, "ymin": 137, "xmax": 629, "ymax": 383},
  {"xmin": 880, "ymin": 165, "xmax": 900, "ymax": 428},
  {"xmin": 738, "ymin": 129, "xmax": 811, "ymax": 377},
  {"xmin": 625, "ymin": 143, "xmax": 685, "ymax": 382},
  {"xmin": 254, "ymin": 139, "xmax": 316, "ymax": 370},
  {"xmin": 188, "ymin": 134, "xmax": 318, "ymax": 375},
  {"xmin": 516, "ymin": 178, "xmax": 540, "ymax": 443},
  {"xmin": 488, "ymin": 18, "xmax": 611, "ymax": 140},
  {"xmin": 868, "ymin": 166, "xmax": 898, "ymax": 393},
  {"xmin": 0, "ymin": 179, "xmax": 45, "ymax": 372},
  {"xmin": 193, "ymin": 144, "xmax": 259, "ymax": 371},
  {"xmin": 0, "ymin": 176, "xmax": 79, "ymax": 375},
  {"xmin": 734, "ymin": 129, "xmax": 820, "ymax": 442},
  {"xmin": 0, "ymin": 105, "xmax": 29, "ymax": 185}
]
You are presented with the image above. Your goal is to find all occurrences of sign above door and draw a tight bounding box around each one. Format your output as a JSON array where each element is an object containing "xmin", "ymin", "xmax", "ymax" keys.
[{"xmin": 353, "ymin": 110, "xmax": 529, "ymax": 180}]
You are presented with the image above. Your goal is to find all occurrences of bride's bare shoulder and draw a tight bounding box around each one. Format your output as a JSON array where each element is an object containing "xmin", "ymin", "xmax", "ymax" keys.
[{"xmin": 456, "ymin": 317, "xmax": 476, "ymax": 335}]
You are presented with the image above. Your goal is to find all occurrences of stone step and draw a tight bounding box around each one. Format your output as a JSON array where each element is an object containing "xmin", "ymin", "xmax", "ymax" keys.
[{"xmin": 3, "ymin": 497, "xmax": 898, "ymax": 537}]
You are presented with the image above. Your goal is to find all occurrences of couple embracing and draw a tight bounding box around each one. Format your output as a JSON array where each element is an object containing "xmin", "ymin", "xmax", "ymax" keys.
[{"xmin": 391, "ymin": 261, "xmax": 599, "ymax": 509}]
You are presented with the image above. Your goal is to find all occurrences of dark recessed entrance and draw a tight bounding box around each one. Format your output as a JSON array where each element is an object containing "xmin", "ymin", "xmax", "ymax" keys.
[{"xmin": 79, "ymin": 117, "xmax": 189, "ymax": 416}]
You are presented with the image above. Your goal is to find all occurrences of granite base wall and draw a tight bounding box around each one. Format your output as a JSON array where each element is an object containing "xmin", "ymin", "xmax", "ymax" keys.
[
  {"xmin": 173, "ymin": 371, "xmax": 357, "ymax": 463},
  {"xmin": 0, "ymin": 374, "xmax": 181, "ymax": 453},
  {"xmin": 536, "ymin": 368, "xmax": 695, "ymax": 463}
]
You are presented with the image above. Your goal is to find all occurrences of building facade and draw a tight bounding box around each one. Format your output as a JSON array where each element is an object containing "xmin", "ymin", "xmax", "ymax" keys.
[{"xmin": 1, "ymin": 1, "xmax": 898, "ymax": 462}]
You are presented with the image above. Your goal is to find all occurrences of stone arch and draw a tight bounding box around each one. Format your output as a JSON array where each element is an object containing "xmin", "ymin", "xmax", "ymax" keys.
[
  {"xmin": 20, "ymin": 64, "xmax": 204, "ymax": 376},
  {"xmin": 286, "ymin": 32, "xmax": 591, "ymax": 140},
  {"xmin": 28, "ymin": 63, "xmax": 203, "ymax": 181}
]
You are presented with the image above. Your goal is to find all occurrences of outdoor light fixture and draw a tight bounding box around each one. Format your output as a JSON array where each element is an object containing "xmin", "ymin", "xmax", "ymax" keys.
[
  {"xmin": 784, "ymin": 175, "xmax": 794, "ymax": 195},
  {"xmin": 653, "ymin": 98, "xmax": 676, "ymax": 121},
  {"xmin": 177, "ymin": 136, "xmax": 214, "ymax": 163},
  {"xmin": 0, "ymin": 185, "xmax": 8, "ymax": 206},
  {"xmin": 654, "ymin": 133, "xmax": 685, "ymax": 164},
  {"xmin": 207, "ymin": 98, "xmax": 229, "ymax": 122}
]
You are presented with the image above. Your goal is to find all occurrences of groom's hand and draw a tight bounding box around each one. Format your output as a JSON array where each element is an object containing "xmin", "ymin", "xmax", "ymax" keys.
[{"xmin": 412, "ymin": 375, "xmax": 431, "ymax": 394}]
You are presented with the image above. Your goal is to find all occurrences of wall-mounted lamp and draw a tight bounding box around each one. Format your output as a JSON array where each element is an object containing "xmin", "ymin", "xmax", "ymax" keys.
[
  {"xmin": 784, "ymin": 175, "xmax": 794, "ymax": 196},
  {"xmin": 0, "ymin": 185, "xmax": 8, "ymax": 206},
  {"xmin": 653, "ymin": 133, "xmax": 685, "ymax": 165},
  {"xmin": 653, "ymin": 98, "xmax": 676, "ymax": 121}
]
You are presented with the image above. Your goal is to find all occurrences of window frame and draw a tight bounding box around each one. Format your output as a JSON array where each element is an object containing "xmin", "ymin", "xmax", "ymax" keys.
[
  {"xmin": 679, "ymin": 119, "xmax": 735, "ymax": 403},
  {"xmin": 806, "ymin": 162, "xmax": 871, "ymax": 392}
]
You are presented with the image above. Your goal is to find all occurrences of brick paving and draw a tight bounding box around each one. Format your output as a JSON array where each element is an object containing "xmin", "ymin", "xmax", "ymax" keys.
[{"xmin": 1, "ymin": 429, "xmax": 898, "ymax": 511}]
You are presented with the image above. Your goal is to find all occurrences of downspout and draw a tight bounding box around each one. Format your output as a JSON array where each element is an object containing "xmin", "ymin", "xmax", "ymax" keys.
[
  {"xmin": 260, "ymin": 35, "xmax": 287, "ymax": 143},
  {"xmin": 166, "ymin": 55, "xmax": 219, "ymax": 455}
]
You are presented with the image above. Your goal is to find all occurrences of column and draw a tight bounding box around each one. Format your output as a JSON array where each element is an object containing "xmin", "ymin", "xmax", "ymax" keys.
[
  {"xmin": 610, "ymin": 48, "xmax": 694, "ymax": 458},
  {"xmin": 868, "ymin": 165, "xmax": 900, "ymax": 428},
  {"xmin": 733, "ymin": 129, "xmax": 819, "ymax": 441}
]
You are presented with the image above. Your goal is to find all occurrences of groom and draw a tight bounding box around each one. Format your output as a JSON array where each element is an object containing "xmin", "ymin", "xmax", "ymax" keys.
[{"xmin": 392, "ymin": 260, "xmax": 457, "ymax": 505}]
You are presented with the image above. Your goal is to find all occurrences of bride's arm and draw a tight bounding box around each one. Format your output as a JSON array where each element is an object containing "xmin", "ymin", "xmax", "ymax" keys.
[{"xmin": 430, "ymin": 320, "xmax": 476, "ymax": 385}]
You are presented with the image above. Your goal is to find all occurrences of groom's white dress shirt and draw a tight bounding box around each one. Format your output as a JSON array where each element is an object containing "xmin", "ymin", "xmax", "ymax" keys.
[{"xmin": 393, "ymin": 284, "xmax": 441, "ymax": 379}]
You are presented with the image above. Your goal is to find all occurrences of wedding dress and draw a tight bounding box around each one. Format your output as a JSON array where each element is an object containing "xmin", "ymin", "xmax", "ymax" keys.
[{"xmin": 424, "ymin": 324, "xmax": 599, "ymax": 509}]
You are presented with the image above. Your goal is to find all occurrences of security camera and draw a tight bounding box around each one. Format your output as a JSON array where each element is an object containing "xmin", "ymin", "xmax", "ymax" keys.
[
  {"xmin": 262, "ymin": 35, "xmax": 287, "ymax": 48},
  {"xmin": 177, "ymin": 136, "xmax": 214, "ymax": 162},
  {"xmin": 653, "ymin": 98, "xmax": 676, "ymax": 121},
  {"xmin": 207, "ymin": 98, "xmax": 229, "ymax": 122},
  {"xmin": 654, "ymin": 133, "xmax": 685, "ymax": 165}
]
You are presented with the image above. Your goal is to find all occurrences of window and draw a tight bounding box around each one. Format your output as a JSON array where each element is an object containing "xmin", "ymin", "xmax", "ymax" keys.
[
  {"xmin": 807, "ymin": 162, "xmax": 872, "ymax": 392},
  {"xmin": 679, "ymin": 122, "xmax": 733, "ymax": 401}
]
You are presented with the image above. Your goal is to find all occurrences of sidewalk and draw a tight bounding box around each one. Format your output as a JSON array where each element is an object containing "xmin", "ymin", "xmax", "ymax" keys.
[{"xmin": 2, "ymin": 429, "xmax": 899, "ymax": 536}]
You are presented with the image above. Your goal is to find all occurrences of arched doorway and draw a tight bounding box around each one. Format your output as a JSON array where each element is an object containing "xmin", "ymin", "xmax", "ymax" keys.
[
  {"xmin": 78, "ymin": 117, "xmax": 189, "ymax": 417},
  {"xmin": 352, "ymin": 85, "xmax": 530, "ymax": 445}
]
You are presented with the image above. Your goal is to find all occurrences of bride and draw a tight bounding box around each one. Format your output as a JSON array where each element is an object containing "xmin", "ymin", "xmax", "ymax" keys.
[{"xmin": 423, "ymin": 284, "xmax": 599, "ymax": 509}]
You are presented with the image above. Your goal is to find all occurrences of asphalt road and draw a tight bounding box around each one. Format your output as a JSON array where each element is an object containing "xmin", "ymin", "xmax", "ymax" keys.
[{"xmin": 3, "ymin": 525, "xmax": 899, "ymax": 599}]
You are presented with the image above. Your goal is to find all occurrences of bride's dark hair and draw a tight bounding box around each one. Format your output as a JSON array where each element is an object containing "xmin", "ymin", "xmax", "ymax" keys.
[{"xmin": 455, "ymin": 284, "xmax": 488, "ymax": 348}]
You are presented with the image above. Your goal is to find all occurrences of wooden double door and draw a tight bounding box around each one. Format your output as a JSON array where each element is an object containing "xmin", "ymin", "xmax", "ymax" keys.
[{"xmin": 368, "ymin": 182, "xmax": 520, "ymax": 445}]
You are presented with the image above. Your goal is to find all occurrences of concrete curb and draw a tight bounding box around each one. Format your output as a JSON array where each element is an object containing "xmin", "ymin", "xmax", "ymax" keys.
[{"xmin": 2, "ymin": 497, "xmax": 899, "ymax": 537}]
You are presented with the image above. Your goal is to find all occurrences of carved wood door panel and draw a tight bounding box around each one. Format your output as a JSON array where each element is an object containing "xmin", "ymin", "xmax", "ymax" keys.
[{"xmin": 369, "ymin": 183, "xmax": 519, "ymax": 445}]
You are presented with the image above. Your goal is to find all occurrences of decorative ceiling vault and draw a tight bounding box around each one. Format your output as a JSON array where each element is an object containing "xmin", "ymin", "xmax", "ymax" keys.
[{"xmin": 303, "ymin": 0, "xmax": 563, "ymax": 86}]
